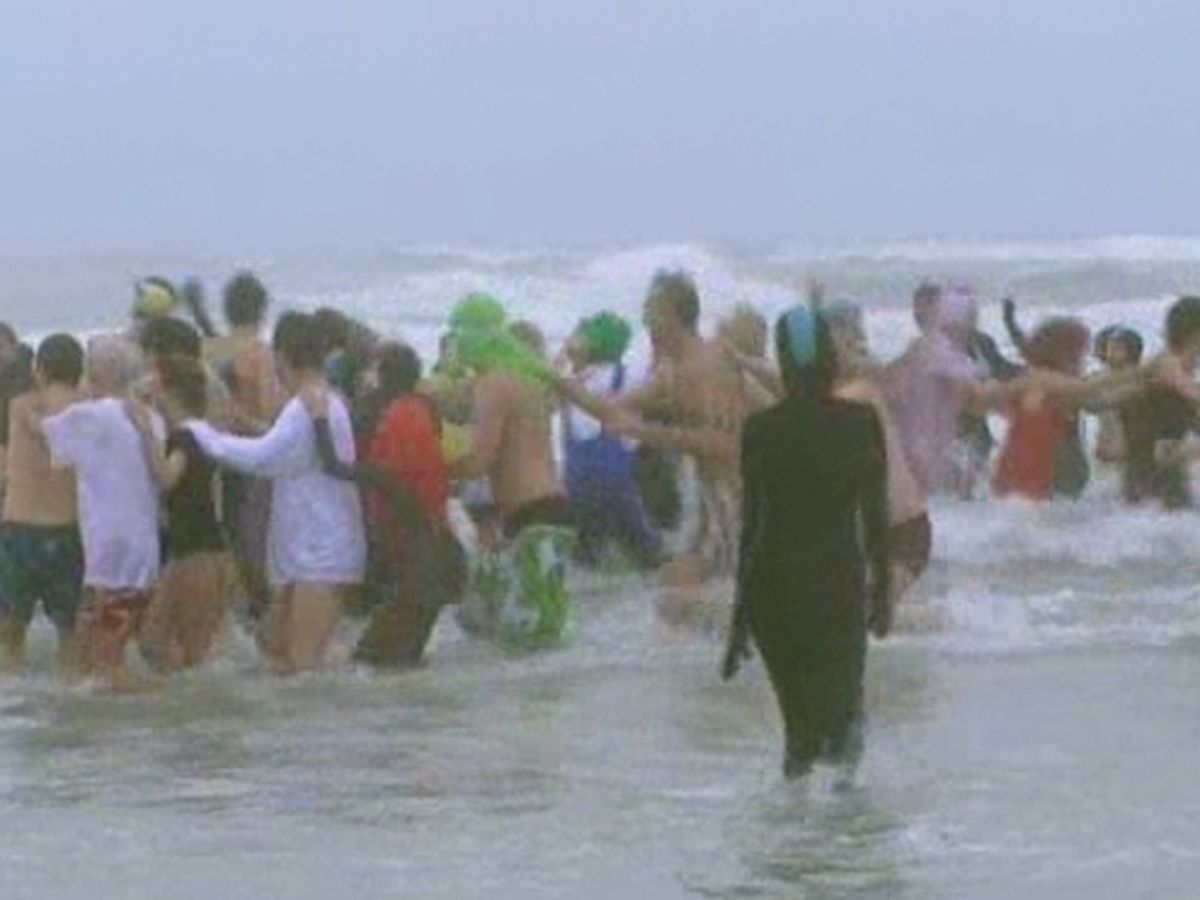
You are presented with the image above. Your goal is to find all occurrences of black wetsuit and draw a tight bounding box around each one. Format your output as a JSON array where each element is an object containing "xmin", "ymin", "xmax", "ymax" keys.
[
  {"xmin": 730, "ymin": 397, "xmax": 889, "ymax": 776},
  {"xmin": 1120, "ymin": 386, "xmax": 1198, "ymax": 509}
]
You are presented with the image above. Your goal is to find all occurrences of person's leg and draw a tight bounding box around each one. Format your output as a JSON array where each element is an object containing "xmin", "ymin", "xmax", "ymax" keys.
[
  {"xmin": 608, "ymin": 477, "xmax": 664, "ymax": 570},
  {"xmin": 279, "ymin": 583, "xmax": 347, "ymax": 673},
  {"xmin": 39, "ymin": 529, "xmax": 85, "ymax": 678},
  {"xmin": 257, "ymin": 586, "xmax": 294, "ymax": 674},
  {"xmin": 75, "ymin": 589, "xmax": 150, "ymax": 690},
  {"xmin": 138, "ymin": 568, "xmax": 181, "ymax": 674},
  {"xmin": 0, "ymin": 526, "xmax": 42, "ymax": 673},
  {"xmin": 173, "ymin": 553, "xmax": 230, "ymax": 669}
]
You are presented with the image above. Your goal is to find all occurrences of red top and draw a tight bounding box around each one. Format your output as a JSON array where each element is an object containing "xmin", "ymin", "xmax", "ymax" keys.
[
  {"xmin": 366, "ymin": 396, "xmax": 449, "ymax": 525},
  {"xmin": 992, "ymin": 394, "xmax": 1066, "ymax": 501}
]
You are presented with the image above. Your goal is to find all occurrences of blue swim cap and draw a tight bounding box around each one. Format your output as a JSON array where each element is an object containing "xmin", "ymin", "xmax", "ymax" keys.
[{"xmin": 782, "ymin": 306, "xmax": 820, "ymax": 368}]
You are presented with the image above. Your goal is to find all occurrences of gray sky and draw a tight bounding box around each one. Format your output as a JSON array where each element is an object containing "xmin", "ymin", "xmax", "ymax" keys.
[{"xmin": 2, "ymin": 0, "xmax": 1198, "ymax": 253}]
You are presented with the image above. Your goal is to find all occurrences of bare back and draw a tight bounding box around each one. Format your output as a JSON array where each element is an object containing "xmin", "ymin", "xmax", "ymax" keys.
[
  {"xmin": 3, "ymin": 391, "xmax": 79, "ymax": 526},
  {"xmin": 473, "ymin": 373, "xmax": 561, "ymax": 517}
]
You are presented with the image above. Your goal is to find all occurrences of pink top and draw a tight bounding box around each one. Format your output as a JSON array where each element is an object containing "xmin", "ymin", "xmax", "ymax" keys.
[{"xmin": 884, "ymin": 291, "xmax": 984, "ymax": 495}]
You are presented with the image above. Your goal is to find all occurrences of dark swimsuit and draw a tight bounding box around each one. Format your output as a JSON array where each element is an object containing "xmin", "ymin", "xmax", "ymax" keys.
[
  {"xmin": 733, "ymin": 397, "xmax": 890, "ymax": 776},
  {"xmin": 165, "ymin": 430, "xmax": 225, "ymax": 560},
  {"xmin": 1120, "ymin": 385, "xmax": 1197, "ymax": 509}
]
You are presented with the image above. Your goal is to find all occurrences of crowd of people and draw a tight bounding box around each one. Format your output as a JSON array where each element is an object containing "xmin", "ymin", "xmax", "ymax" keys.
[{"xmin": 1, "ymin": 270, "xmax": 1199, "ymax": 778}]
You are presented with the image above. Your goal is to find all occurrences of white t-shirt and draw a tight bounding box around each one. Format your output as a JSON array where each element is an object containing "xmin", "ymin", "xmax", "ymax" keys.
[
  {"xmin": 43, "ymin": 397, "xmax": 163, "ymax": 591},
  {"xmin": 564, "ymin": 364, "xmax": 632, "ymax": 444},
  {"xmin": 187, "ymin": 395, "xmax": 366, "ymax": 588}
]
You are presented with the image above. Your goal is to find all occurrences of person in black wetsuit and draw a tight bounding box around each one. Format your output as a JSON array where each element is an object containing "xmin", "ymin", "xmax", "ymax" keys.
[
  {"xmin": 1121, "ymin": 296, "xmax": 1200, "ymax": 509},
  {"xmin": 127, "ymin": 354, "xmax": 231, "ymax": 672},
  {"xmin": 723, "ymin": 306, "xmax": 890, "ymax": 780}
]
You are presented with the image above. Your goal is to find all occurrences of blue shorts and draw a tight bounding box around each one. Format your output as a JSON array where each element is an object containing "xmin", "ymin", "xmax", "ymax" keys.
[{"xmin": 0, "ymin": 524, "xmax": 84, "ymax": 632}]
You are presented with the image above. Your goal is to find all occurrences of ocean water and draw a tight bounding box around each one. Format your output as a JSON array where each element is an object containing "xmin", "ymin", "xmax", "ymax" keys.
[{"xmin": 2, "ymin": 239, "xmax": 1200, "ymax": 898}]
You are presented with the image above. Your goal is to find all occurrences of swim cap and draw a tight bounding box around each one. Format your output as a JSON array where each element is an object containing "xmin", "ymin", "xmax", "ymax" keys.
[
  {"xmin": 448, "ymin": 292, "xmax": 555, "ymax": 384},
  {"xmin": 776, "ymin": 304, "xmax": 835, "ymax": 400},
  {"xmin": 782, "ymin": 306, "xmax": 820, "ymax": 367},
  {"xmin": 133, "ymin": 277, "xmax": 179, "ymax": 319},
  {"xmin": 450, "ymin": 292, "xmax": 507, "ymax": 335},
  {"xmin": 577, "ymin": 312, "xmax": 632, "ymax": 364}
]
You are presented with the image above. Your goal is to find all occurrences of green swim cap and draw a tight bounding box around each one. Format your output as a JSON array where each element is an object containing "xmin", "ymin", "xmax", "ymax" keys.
[
  {"xmin": 450, "ymin": 292, "xmax": 507, "ymax": 335},
  {"xmin": 133, "ymin": 276, "xmax": 179, "ymax": 319},
  {"xmin": 577, "ymin": 311, "xmax": 632, "ymax": 364},
  {"xmin": 449, "ymin": 292, "xmax": 555, "ymax": 384}
]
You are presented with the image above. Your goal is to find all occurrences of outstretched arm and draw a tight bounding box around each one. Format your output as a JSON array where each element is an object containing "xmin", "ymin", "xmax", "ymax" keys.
[
  {"xmin": 187, "ymin": 399, "xmax": 310, "ymax": 478},
  {"xmin": 309, "ymin": 413, "xmax": 429, "ymax": 531}
]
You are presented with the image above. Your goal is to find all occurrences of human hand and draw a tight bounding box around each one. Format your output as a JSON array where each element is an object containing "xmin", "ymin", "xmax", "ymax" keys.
[
  {"xmin": 1155, "ymin": 439, "xmax": 1191, "ymax": 466},
  {"xmin": 603, "ymin": 407, "xmax": 644, "ymax": 440},
  {"xmin": 123, "ymin": 398, "xmax": 154, "ymax": 435},
  {"xmin": 300, "ymin": 385, "xmax": 330, "ymax": 419},
  {"xmin": 868, "ymin": 596, "xmax": 892, "ymax": 639}
]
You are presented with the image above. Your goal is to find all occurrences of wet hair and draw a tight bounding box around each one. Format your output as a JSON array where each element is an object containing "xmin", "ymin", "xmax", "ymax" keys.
[
  {"xmin": 223, "ymin": 271, "xmax": 270, "ymax": 328},
  {"xmin": 509, "ymin": 320, "xmax": 547, "ymax": 357},
  {"xmin": 35, "ymin": 333, "xmax": 84, "ymax": 387},
  {"xmin": 775, "ymin": 309, "xmax": 835, "ymax": 401},
  {"xmin": 1024, "ymin": 317, "xmax": 1090, "ymax": 373},
  {"xmin": 272, "ymin": 312, "xmax": 325, "ymax": 371},
  {"xmin": 1166, "ymin": 296, "xmax": 1200, "ymax": 353},
  {"xmin": 1094, "ymin": 325, "xmax": 1144, "ymax": 364},
  {"xmin": 647, "ymin": 270, "xmax": 701, "ymax": 334},
  {"xmin": 376, "ymin": 342, "xmax": 422, "ymax": 397},
  {"xmin": 313, "ymin": 307, "xmax": 352, "ymax": 356},
  {"xmin": 912, "ymin": 281, "xmax": 942, "ymax": 309},
  {"xmin": 86, "ymin": 336, "xmax": 141, "ymax": 392},
  {"xmin": 156, "ymin": 354, "xmax": 208, "ymax": 417},
  {"xmin": 138, "ymin": 316, "xmax": 202, "ymax": 360}
]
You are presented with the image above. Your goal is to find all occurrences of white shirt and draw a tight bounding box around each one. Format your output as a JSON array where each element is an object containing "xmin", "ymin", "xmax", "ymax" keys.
[
  {"xmin": 187, "ymin": 395, "xmax": 366, "ymax": 588},
  {"xmin": 564, "ymin": 364, "xmax": 631, "ymax": 444},
  {"xmin": 43, "ymin": 397, "xmax": 163, "ymax": 591}
]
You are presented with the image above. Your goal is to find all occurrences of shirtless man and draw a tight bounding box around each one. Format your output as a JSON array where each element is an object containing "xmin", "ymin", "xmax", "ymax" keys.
[
  {"xmin": 822, "ymin": 303, "xmax": 932, "ymax": 600},
  {"xmin": 0, "ymin": 323, "xmax": 34, "ymax": 501},
  {"xmin": 563, "ymin": 271, "xmax": 770, "ymax": 623},
  {"xmin": 0, "ymin": 335, "xmax": 85, "ymax": 673},
  {"xmin": 452, "ymin": 319, "xmax": 574, "ymax": 647}
]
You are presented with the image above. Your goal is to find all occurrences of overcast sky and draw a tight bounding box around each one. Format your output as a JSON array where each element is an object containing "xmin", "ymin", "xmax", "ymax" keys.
[{"xmin": 2, "ymin": 0, "xmax": 1198, "ymax": 254}]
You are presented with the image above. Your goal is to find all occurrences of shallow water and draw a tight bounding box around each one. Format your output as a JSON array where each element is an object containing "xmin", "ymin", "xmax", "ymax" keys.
[
  {"xmin": 3, "ymin": 494, "xmax": 1200, "ymax": 899},
  {"xmin": 4, "ymin": 240, "xmax": 1200, "ymax": 897}
]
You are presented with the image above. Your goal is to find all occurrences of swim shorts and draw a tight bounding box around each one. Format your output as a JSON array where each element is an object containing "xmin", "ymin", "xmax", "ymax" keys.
[
  {"xmin": 76, "ymin": 587, "xmax": 152, "ymax": 644},
  {"xmin": 458, "ymin": 520, "xmax": 575, "ymax": 651},
  {"xmin": 0, "ymin": 523, "xmax": 84, "ymax": 631}
]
